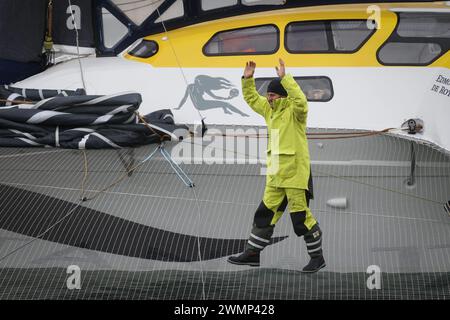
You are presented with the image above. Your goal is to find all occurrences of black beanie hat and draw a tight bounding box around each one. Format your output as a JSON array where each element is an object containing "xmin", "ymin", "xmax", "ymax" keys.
[{"xmin": 267, "ymin": 78, "xmax": 287, "ymax": 97}]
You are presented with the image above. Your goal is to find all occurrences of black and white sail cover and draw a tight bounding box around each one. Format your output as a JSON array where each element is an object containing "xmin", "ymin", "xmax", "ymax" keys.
[{"xmin": 0, "ymin": 86, "xmax": 189, "ymax": 149}]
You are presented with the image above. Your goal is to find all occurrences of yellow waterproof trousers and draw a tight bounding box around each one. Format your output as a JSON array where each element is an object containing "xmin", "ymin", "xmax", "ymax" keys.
[
  {"xmin": 262, "ymin": 186, "xmax": 316, "ymax": 231},
  {"xmin": 246, "ymin": 186, "xmax": 318, "ymax": 252}
]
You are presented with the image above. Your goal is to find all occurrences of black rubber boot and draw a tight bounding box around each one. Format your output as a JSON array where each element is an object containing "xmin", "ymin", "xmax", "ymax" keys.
[
  {"xmin": 301, "ymin": 224, "xmax": 326, "ymax": 273},
  {"xmin": 227, "ymin": 250, "xmax": 260, "ymax": 267},
  {"xmin": 227, "ymin": 224, "xmax": 273, "ymax": 267},
  {"xmin": 302, "ymin": 255, "xmax": 326, "ymax": 273}
]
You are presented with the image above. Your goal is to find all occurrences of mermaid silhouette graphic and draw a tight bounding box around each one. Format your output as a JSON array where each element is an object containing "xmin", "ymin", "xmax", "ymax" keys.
[{"xmin": 175, "ymin": 75, "xmax": 249, "ymax": 117}]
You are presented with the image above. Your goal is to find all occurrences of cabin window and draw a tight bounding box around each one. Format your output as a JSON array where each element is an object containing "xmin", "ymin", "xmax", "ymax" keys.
[
  {"xmin": 397, "ymin": 13, "xmax": 450, "ymax": 38},
  {"xmin": 203, "ymin": 25, "xmax": 279, "ymax": 55},
  {"xmin": 154, "ymin": 0, "xmax": 185, "ymax": 23},
  {"xmin": 242, "ymin": 0, "xmax": 286, "ymax": 5},
  {"xmin": 201, "ymin": 0, "xmax": 284, "ymax": 11},
  {"xmin": 331, "ymin": 20, "xmax": 374, "ymax": 51},
  {"xmin": 111, "ymin": 0, "xmax": 184, "ymax": 26},
  {"xmin": 128, "ymin": 40, "xmax": 158, "ymax": 58},
  {"xmin": 379, "ymin": 43, "xmax": 442, "ymax": 64},
  {"xmin": 285, "ymin": 20, "xmax": 374, "ymax": 53},
  {"xmin": 255, "ymin": 77, "xmax": 333, "ymax": 102},
  {"xmin": 102, "ymin": 8, "xmax": 129, "ymax": 49},
  {"xmin": 201, "ymin": 0, "xmax": 238, "ymax": 11},
  {"xmin": 285, "ymin": 22, "xmax": 329, "ymax": 52},
  {"xmin": 378, "ymin": 12, "xmax": 450, "ymax": 65}
]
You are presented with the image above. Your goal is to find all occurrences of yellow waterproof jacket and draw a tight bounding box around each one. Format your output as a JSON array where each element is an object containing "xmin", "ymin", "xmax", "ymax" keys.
[{"xmin": 242, "ymin": 74, "xmax": 311, "ymax": 190}]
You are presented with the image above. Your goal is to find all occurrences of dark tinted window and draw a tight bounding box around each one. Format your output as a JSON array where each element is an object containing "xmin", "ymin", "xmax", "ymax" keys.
[
  {"xmin": 204, "ymin": 25, "xmax": 279, "ymax": 55},
  {"xmin": 128, "ymin": 40, "xmax": 158, "ymax": 58},
  {"xmin": 255, "ymin": 77, "xmax": 333, "ymax": 102},
  {"xmin": 397, "ymin": 12, "xmax": 450, "ymax": 38},
  {"xmin": 286, "ymin": 20, "xmax": 374, "ymax": 53},
  {"xmin": 201, "ymin": 0, "xmax": 237, "ymax": 11},
  {"xmin": 379, "ymin": 42, "xmax": 442, "ymax": 64},
  {"xmin": 331, "ymin": 20, "xmax": 374, "ymax": 51},
  {"xmin": 378, "ymin": 12, "xmax": 450, "ymax": 65},
  {"xmin": 286, "ymin": 22, "xmax": 328, "ymax": 52}
]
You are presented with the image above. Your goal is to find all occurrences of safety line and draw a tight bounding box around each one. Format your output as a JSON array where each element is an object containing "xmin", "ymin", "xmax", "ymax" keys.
[
  {"xmin": 155, "ymin": 7, "xmax": 205, "ymax": 123},
  {"xmin": 68, "ymin": 0, "xmax": 87, "ymax": 92},
  {"xmin": 312, "ymin": 167, "xmax": 444, "ymax": 206},
  {"xmin": 0, "ymin": 181, "xmax": 256, "ymax": 207},
  {"xmin": 203, "ymin": 127, "xmax": 395, "ymax": 140},
  {"xmin": 180, "ymin": 133, "xmax": 447, "ymax": 207},
  {"xmin": 155, "ymin": 7, "xmax": 207, "ymax": 300}
]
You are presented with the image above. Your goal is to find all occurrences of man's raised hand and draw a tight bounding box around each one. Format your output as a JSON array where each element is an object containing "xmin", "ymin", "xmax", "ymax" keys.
[
  {"xmin": 244, "ymin": 61, "xmax": 256, "ymax": 79},
  {"xmin": 275, "ymin": 58, "xmax": 285, "ymax": 78}
]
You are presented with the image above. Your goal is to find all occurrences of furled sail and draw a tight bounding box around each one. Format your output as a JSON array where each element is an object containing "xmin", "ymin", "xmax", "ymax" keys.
[{"xmin": 0, "ymin": 86, "xmax": 189, "ymax": 148}]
